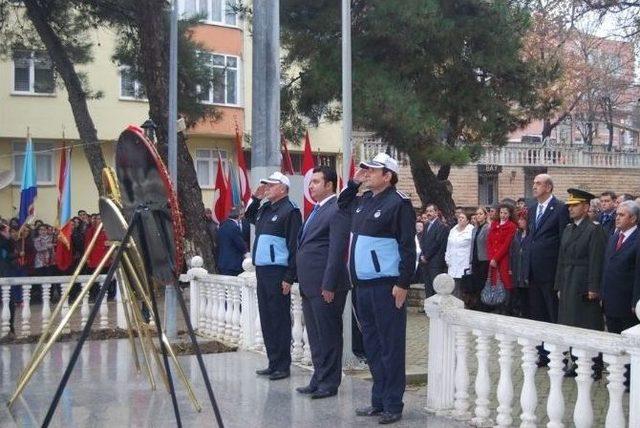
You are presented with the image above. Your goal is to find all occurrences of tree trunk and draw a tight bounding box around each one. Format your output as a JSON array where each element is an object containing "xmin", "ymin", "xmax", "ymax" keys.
[
  {"xmin": 24, "ymin": 0, "xmax": 106, "ymax": 195},
  {"xmin": 542, "ymin": 119, "xmax": 552, "ymax": 140},
  {"xmin": 607, "ymin": 124, "xmax": 614, "ymax": 151},
  {"xmin": 407, "ymin": 147, "xmax": 456, "ymax": 220},
  {"xmin": 134, "ymin": 0, "xmax": 216, "ymax": 272}
]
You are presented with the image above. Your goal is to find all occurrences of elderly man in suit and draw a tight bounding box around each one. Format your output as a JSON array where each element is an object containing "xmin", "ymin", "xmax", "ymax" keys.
[
  {"xmin": 295, "ymin": 166, "xmax": 350, "ymax": 399},
  {"xmin": 603, "ymin": 200, "xmax": 640, "ymax": 390},
  {"xmin": 525, "ymin": 174, "xmax": 570, "ymax": 366},
  {"xmin": 419, "ymin": 204, "xmax": 448, "ymax": 298}
]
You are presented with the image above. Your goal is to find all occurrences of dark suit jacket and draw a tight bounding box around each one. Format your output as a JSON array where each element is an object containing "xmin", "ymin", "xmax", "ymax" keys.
[
  {"xmin": 216, "ymin": 219, "xmax": 247, "ymax": 274},
  {"xmin": 419, "ymin": 219, "xmax": 448, "ymax": 273},
  {"xmin": 525, "ymin": 196, "xmax": 570, "ymax": 285},
  {"xmin": 240, "ymin": 218, "xmax": 251, "ymax": 250},
  {"xmin": 603, "ymin": 228, "xmax": 639, "ymax": 318},
  {"xmin": 296, "ymin": 196, "xmax": 350, "ymax": 298},
  {"xmin": 598, "ymin": 210, "xmax": 617, "ymax": 236}
]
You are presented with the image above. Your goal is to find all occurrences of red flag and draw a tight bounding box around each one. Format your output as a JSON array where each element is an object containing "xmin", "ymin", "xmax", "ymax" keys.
[
  {"xmin": 302, "ymin": 131, "xmax": 316, "ymax": 218},
  {"xmin": 235, "ymin": 126, "xmax": 251, "ymax": 204},
  {"xmin": 224, "ymin": 169, "xmax": 233, "ymax": 215},
  {"xmin": 213, "ymin": 152, "xmax": 230, "ymax": 223},
  {"xmin": 281, "ymin": 134, "xmax": 295, "ymax": 175},
  {"xmin": 54, "ymin": 221, "xmax": 74, "ymax": 272}
]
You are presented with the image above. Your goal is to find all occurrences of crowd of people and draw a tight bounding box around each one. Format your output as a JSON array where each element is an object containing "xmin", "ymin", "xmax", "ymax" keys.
[
  {"xmin": 0, "ymin": 210, "xmax": 112, "ymax": 335},
  {"xmin": 415, "ymin": 176, "xmax": 640, "ymax": 387}
]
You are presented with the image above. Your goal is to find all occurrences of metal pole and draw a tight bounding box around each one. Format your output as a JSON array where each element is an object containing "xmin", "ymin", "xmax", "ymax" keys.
[
  {"xmin": 341, "ymin": 0, "xmax": 359, "ymax": 368},
  {"xmin": 165, "ymin": 0, "xmax": 179, "ymax": 339}
]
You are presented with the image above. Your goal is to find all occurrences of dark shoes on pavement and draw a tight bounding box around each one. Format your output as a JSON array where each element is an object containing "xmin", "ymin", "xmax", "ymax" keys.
[
  {"xmin": 255, "ymin": 367, "xmax": 273, "ymax": 376},
  {"xmin": 295, "ymin": 385, "xmax": 317, "ymax": 394},
  {"xmin": 268, "ymin": 370, "xmax": 290, "ymax": 380},
  {"xmin": 378, "ymin": 412, "xmax": 402, "ymax": 425},
  {"xmin": 356, "ymin": 406, "xmax": 383, "ymax": 416},
  {"xmin": 310, "ymin": 389, "xmax": 336, "ymax": 399}
]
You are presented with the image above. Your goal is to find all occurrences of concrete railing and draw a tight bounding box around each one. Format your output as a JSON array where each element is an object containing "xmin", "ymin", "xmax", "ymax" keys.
[
  {"xmin": 0, "ymin": 274, "xmax": 124, "ymax": 338},
  {"xmin": 180, "ymin": 256, "xmax": 312, "ymax": 365},
  {"xmin": 425, "ymin": 274, "xmax": 640, "ymax": 428}
]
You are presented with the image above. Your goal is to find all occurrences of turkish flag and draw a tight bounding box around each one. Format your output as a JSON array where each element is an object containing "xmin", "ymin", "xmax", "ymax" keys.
[
  {"xmin": 302, "ymin": 131, "xmax": 316, "ymax": 219},
  {"xmin": 235, "ymin": 127, "xmax": 251, "ymax": 204},
  {"xmin": 54, "ymin": 220, "xmax": 74, "ymax": 272},
  {"xmin": 213, "ymin": 151, "xmax": 230, "ymax": 223}
]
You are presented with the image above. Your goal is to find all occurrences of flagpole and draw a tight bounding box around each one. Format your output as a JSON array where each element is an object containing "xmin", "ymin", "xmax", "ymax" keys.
[{"xmin": 341, "ymin": 0, "xmax": 360, "ymax": 369}]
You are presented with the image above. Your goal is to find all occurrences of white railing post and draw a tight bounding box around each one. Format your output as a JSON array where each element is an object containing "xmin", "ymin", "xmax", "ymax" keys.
[
  {"xmin": 99, "ymin": 281, "xmax": 109, "ymax": 329},
  {"xmin": 572, "ymin": 348, "xmax": 595, "ymax": 428},
  {"xmin": 518, "ymin": 338, "xmax": 538, "ymax": 428},
  {"xmin": 186, "ymin": 256, "xmax": 208, "ymax": 328},
  {"xmin": 216, "ymin": 281, "xmax": 226, "ymax": 340},
  {"xmin": 208, "ymin": 281, "xmax": 217, "ymax": 337},
  {"xmin": 21, "ymin": 284, "xmax": 31, "ymax": 337},
  {"xmin": 471, "ymin": 329, "xmax": 493, "ymax": 427},
  {"xmin": 200, "ymin": 280, "xmax": 210, "ymax": 335},
  {"xmin": 224, "ymin": 281, "xmax": 234, "ymax": 341},
  {"xmin": 81, "ymin": 284, "xmax": 90, "ymax": 329},
  {"xmin": 545, "ymin": 344, "xmax": 566, "ymax": 428},
  {"xmin": 495, "ymin": 334, "xmax": 515, "ymax": 427},
  {"xmin": 61, "ymin": 283, "xmax": 71, "ymax": 334},
  {"xmin": 0, "ymin": 285, "xmax": 9, "ymax": 337},
  {"xmin": 603, "ymin": 353, "xmax": 628, "ymax": 428},
  {"xmin": 230, "ymin": 281, "xmax": 241, "ymax": 345},
  {"xmin": 42, "ymin": 283, "xmax": 52, "ymax": 332},
  {"xmin": 452, "ymin": 326, "xmax": 470, "ymax": 420},
  {"xmin": 622, "ymin": 309, "xmax": 640, "ymax": 428},
  {"xmin": 424, "ymin": 274, "xmax": 461, "ymax": 414},
  {"xmin": 291, "ymin": 286, "xmax": 304, "ymax": 362}
]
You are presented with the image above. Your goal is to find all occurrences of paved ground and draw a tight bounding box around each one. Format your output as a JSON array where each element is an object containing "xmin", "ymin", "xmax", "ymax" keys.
[
  {"xmin": 0, "ymin": 340, "xmax": 463, "ymax": 428},
  {"xmin": 405, "ymin": 308, "xmax": 630, "ymax": 427}
]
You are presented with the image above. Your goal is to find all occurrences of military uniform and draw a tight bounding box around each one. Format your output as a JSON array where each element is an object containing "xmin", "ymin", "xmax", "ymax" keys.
[
  {"xmin": 245, "ymin": 174, "xmax": 302, "ymax": 377},
  {"xmin": 338, "ymin": 155, "xmax": 416, "ymax": 420}
]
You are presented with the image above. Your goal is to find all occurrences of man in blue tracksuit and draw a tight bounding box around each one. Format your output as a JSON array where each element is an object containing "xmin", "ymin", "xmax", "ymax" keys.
[
  {"xmin": 245, "ymin": 171, "xmax": 302, "ymax": 380},
  {"xmin": 338, "ymin": 153, "xmax": 416, "ymax": 425}
]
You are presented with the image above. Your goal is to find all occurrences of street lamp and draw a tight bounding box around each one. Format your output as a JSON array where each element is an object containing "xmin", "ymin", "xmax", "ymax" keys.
[{"xmin": 141, "ymin": 118, "xmax": 157, "ymax": 142}]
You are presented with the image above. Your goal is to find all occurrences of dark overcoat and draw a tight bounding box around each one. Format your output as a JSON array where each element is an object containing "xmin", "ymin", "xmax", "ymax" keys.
[{"xmin": 554, "ymin": 218, "xmax": 606, "ymax": 330}]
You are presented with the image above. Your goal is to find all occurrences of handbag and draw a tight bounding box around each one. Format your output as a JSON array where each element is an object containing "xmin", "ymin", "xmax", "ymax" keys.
[{"xmin": 480, "ymin": 266, "xmax": 507, "ymax": 307}]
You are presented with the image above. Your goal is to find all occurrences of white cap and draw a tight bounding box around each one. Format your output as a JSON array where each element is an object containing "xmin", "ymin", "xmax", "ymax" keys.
[
  {"xmin": 260, "ymin": 171, "xmax": 291, "ymax": 187},
  {"xmin": 359, "ymin": 152, "xmax": 399, "ymax": 174}
]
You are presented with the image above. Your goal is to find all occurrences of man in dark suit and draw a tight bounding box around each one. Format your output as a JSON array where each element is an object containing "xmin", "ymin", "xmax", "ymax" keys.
[
  {"xmin": 603, "ymin": 200, "xmax": 640, "ymax": 389},
  {"xmin": 295, "ymin": 166, "xmax": 350, "ymax": 399},
  {"xmin": 525, "ymin": 174, "xmax": 570, "ymax": 366},
  {"xmin": 419, "ymin": 204, "xmax": 448, "ymax": 297},
  {"xmin": 216, "ymin": 206, "xmax": 248, "ymax": 276},
  {"xmin": 598, "ymin": 191, "xmax": 617, "ymax": 236}
]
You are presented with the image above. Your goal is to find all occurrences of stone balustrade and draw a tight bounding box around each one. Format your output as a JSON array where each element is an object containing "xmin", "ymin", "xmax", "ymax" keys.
[
  {"xmin": 0, "ymin": 274, "xmax": 124, "ymax": 338},
  {"xmin": 425, "ymin": 273, "xmax": 640, "ymax": 428},
  {"xmin": 181, "ymin": 256, "xmax": 313, "ymax": 365}
]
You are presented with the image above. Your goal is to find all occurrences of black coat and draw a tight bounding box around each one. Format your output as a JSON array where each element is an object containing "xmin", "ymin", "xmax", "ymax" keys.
[
  {"xmin": 216, "ymin": 219, "xmax": 247, "ymax": 274},
  {"xmin": 509, "ymin": 230, "xmax": 529, "ymax": 288},
  {"xmin": 598, "ymin": 210, "xmax": 617, "ymax": 236},
  {"xmin": 602, "ymin": 228, "xmax": 639, "ymax": 318},
  {"xmin": 525, "ymin": 196, "xmax": 570, "ymax": 285},
  {"xmin": 296, "ymin": 196, "xmax": 350, "ymax": 297}
]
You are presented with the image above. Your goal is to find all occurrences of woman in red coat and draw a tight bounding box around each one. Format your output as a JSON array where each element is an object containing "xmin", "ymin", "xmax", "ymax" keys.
[{"xmin": 487, "ymin": 203, "xmax": 517, "ymax": 292}]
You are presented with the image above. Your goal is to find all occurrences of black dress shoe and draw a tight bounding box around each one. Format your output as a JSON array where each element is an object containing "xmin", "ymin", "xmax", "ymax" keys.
[
  {"xmin": 296, "ymin": 385, "xmax": 317, "ymax": 394},
  {"xmin": 311, "ymin": 389, "xmax": 337, "ymax": 399},
  {"xmin": 268, "ymin": 370, "xmax": 290, "ymax": 380},
  {"xmin": 378, "ymin": 412, "xmax": 402, "ymax": 425},
  {"xmin": 256, "ymin": 368, "xmax": 274, "ymax": 376},
  {"xmin": 355, "ymin": 406, "xmax": 383, "ymax": 416}
]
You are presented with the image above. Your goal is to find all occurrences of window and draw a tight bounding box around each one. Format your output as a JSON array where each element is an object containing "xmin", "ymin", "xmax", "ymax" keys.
[
  {"xmin": 195, "ymin": 149, "xmax": 228, "ymax": 188},
  {"xmin": 12, "ymin": 50, "xmax": 55, "ymax": 94},
  {"xmin": 179, "ymin": 0, "xmax": 238, "ymax": 26},
  {"xmin": 119, "ymin": 67, "xmax": 147, "ymax": 100},
  {"xmin": 478, "ymin": 173, "xmax": 498, "ymax": 206},
  {"xmin": 12, "ymin": 141, "xmax": 55, "ymax": 185},
  {"xmin": 198, "ymin": 53, "xmax": 239, "ymax": 106}
]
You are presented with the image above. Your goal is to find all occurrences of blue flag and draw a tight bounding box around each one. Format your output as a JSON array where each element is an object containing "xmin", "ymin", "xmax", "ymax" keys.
[{"xmin": 18, "ymin": 136, "xmax": 37, "ymax": 225}]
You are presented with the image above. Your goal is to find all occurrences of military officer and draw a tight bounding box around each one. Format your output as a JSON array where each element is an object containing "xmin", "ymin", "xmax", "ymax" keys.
[
  {"xmin": 338, "ymin": 153, "xmax": 416, "ymax": 425},
  {"xmin": 555, "ymin": 188, "xmax": 606, "ymax": 377},
  {"xmin": 245, "ymin": 171, "xmax": 302, "ymax": 380}
]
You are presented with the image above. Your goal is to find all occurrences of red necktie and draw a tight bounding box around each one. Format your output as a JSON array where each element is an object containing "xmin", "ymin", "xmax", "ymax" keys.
[{"xmin": 615, "ymin": 233, "xmax": 624, "ymax": 251}]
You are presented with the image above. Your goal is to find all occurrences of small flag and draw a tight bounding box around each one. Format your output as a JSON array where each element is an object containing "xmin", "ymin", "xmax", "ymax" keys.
[
  {"xmin": 302, "ymin": 131, "xmax": 316, "ymax": 219},
  {"xmin": 281, "ymin": 134, "xmax": 296, "ymax": 175},
  {"xmin": 234, "ymin": 126, "xmax": 251, "ymax": 204},
  {"xmin": 18, "ymin": 135, "xmax": 37, "ymax": 226},
  {"xmin": 57, "ymin": 143, "xmax": 72, "ymax": 226},
  {"xmin": 213, "ymin": 151, "xmax": 231, "ymax": 223}
]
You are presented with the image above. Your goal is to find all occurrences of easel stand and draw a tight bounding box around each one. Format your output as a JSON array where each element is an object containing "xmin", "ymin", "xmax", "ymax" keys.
[{"xmin": 8, "ymin": 207, "xmax": 223, "ymax": 427}]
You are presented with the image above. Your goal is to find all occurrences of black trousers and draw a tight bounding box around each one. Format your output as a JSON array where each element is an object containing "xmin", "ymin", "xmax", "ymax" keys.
[
  {"xmin": 528, "ymin": 281, "xmax": 558, "ymax": 323},
  {"xmin": 357, "ymin": 283, "xmax": 406, "ymax": 414},
  {"xmin": 256, "ymin": 266, "xmax": 292, "ymax": 372},
  {"xmin": 301, "ymin": 289, "xmax": 348, "ymax": 392}
]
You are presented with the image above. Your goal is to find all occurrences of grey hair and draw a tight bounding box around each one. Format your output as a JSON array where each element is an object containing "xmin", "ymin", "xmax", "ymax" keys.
[{"xmin": 619, "ymin": 200, "xmax": 640, "ymax": 220}]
